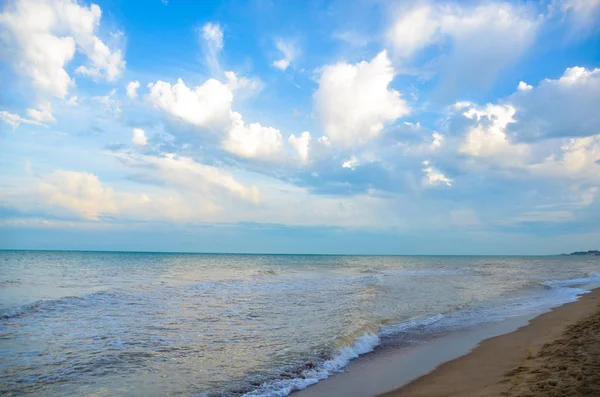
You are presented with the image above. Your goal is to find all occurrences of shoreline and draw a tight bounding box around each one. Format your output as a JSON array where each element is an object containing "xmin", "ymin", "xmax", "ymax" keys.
[
  {"xmin": 293, "ymin": 287, "xmax": 600, "ymax": 397},
  {"xmin": 379, "ymin": 287, "xmax": 600, "ymax": 397}
]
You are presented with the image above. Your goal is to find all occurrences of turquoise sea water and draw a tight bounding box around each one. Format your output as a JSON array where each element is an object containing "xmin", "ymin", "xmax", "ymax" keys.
[{"xmin": 1, "ymin": 251, "xmax": 599, "ymax": 396}]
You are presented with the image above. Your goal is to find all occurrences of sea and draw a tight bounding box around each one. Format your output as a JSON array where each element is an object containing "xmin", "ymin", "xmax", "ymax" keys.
[{"xmin": 1, "ymin": 251, "xmax": 599, "ymax": 396}]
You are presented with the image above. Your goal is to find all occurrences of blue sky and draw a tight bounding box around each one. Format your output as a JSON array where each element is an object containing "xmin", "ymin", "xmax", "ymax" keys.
[{"xmin": 1, "ymin": 0, "xmax": 599, "ymax": 254}]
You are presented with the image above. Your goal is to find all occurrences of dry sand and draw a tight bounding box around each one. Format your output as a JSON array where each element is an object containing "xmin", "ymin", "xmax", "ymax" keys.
[{"xmin": 380, "ymin": 288, "xmax": 600, "ymax": 397}]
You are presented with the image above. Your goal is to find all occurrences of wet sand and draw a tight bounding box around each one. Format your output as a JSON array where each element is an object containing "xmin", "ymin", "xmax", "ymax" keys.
[{"xmin": 380, "ymin": 288, "xmax": 600, "ymax": 397}]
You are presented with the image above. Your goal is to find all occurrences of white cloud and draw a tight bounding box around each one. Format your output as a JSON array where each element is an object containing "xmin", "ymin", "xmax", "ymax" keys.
[
  {"xmin": 32, "ymin": 169, "xmax": 218, "ymax": 222},
  {"xmin": 529, "ymin": 135, "xmax": 600, "ymax": 183},
  {"xmin": 126, "ymin": 80, "xmax": 140, "ymax": 99},
  {"xmin": 201, "ymin": 22, "xmax": 223, "ymax": 74},
  {"xmin": 342, "ymin": 156, "xmax": 360, "ymax": 170},
  {"xmin": 66, "ymin": 96, "xmax": 78, "ymax": 105},
  {"xmin": 0, "ymin": 110, "xmax": 44, "ymax": 128},
  {"xmin": 74, "ymin": 41, "xmax": 125, "ymax": 81},
  {"xmin": 93, "ymin": 88, "xmax": 121, "ymax": 114},
  {"xmin": 314, "ymin": 50, "xmax": 409, "ymax": 147},
  {"xmin": 224, "ymin": 71, "xmax": 263, "ymax": 98},
  {"xmin": 447, "ymin": 67, "xmax": 600, "ymax": 186},
  {"xmin": 552, "ymin": 0, "xmax": 600, "ymax": 33},
  {"xmin": 289, "ymin": 131, "xmax": 311, "ymax": 163},
  {"xmin": 147, "ymin": 77, "xmax": 287, "ymax": 160},
  {"xmin": 223, "ymin": 112, "xmax": 284, "ymax": 160},
  {"xmin": 132, "ymin": 128, "xmax": 147, "ymax": 145},
  {"xmin": 272, "ymin": 38, "xmax": 297, "ymax": 71},
  {"xmin": 0, "ymin": 0, "xmax": 125, "ymax": 98},
  {"xmin": 387, "ymin": 5, "xmax": 440, "ymax": 58},
  {"xmin": 318, "ymin": 136, "xmax": 332, "ymax": 147},
  {"xmin": 509, "ymin": 66, "xmax": 600, "ymax": 141},
  {"xmin": 422, "ymin": 160, "xmax": 452, "ymax": 187},
  {"xmin": 26, "ymin": 103, "xmax": 55, "ymax": 123},
  {"xmin": 147, "ymin": 78, "xmax": 233, "ymax": 129},
  {"xmin": 110, "ymin": 152, "xmax": 261, "ymax": 205},
  {"xmin": 4, "ymin": 158, "xmax": 408, "ymax": 229},
  {"xmin": 431, "ymin": 132, "xmax": 444, "ymax": 149},
  {"xmin": 202, "ymin": 22, "xmax": 223, "ymax": 51},
  {"xmin": 387, "ymin": 2, "xmax": 539, "ymax": 91},
  {"xmin": 333, "ymin": 31, "xmax": 370, "ymax": 47},
  {"xmin": 38, "ymin": 170, "xmax": 126, "ymax": 220},
  {"xmin": 457, "ymin": 102, "xmax": 529, "ymax": 162},
  {"xmin": 517, "ymin": 81, "xmax": 533, "ymax": 91},
  {"xmin": 7, "ymin": 155, "xmax": 265, "ymax": 222}
]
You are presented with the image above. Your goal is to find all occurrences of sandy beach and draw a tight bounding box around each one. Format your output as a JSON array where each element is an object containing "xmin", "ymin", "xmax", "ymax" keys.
[{"xmin": 380, "ymin": 288, "xmax": 600, "ymax": 397}]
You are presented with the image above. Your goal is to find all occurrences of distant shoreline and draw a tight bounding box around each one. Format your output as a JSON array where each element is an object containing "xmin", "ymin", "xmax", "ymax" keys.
[{"xmin": 560, "ymin": 250, "xmax": 600, "ymax": 256}]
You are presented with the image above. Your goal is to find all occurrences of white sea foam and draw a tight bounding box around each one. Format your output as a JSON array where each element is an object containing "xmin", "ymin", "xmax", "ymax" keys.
[
  {"xmin": 242, "ymin": 332, "xmax": 380, "ymax": 397},
  {"xmin": 542, "ymin": 274, "xmax": 600, "ymax": 289}
]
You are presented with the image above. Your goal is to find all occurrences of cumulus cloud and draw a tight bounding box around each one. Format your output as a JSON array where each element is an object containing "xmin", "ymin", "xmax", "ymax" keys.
[
  {"xmin": 132, "ymin": 128, "xmax": 147, "ymax": 145},
  {"xmin": 147, "ymin": 77, "xmax": 288, "ymax": 160},
  {"xmin": 387, "ymin": 2, "xmax": 539, "ymax": 92},
  {"xmin": 509, "ymin": 67, "xmax": 600, "ymax": 142},
  {"xmin": 223, "ymin": 113, "xmax": 284, "ymax": 160},
  {"xmin": 314, "ymin": 50, "xmax": 409, "ymax": 147},
  {"xmin": 456, "ymin": 102, "xmax": 529, "ymax": 161},
  {"xmin": 147, "ymin": 78, "xmax": 233, "ymax": 129},
  {"xmin": 288, "ymin": 131, "xmax": 311, "ymax": 163},
  {"xmin": 517, "ymin": 81, "xmax": 533, "ymax": 92},
  {"xmin": 0, "ymin": 0, "xmax": 125, "ymax": 98},
  {"xmin": 126, "ymin": 80, "xmax": 140, "ymax": 99},
  {"xmin": 447, "ymin": 66, "xmax": 600, "ymax": 173},
  {"xmin": 272, "ymin": 38, "xmax": 297, "ymax": 71},
  {"xmin": 446, "ymin": 66, "xmax": 600, "ymax": 187},
  {"xmin": 529, "ymin": 135, "xmax": 600, "ymax": 183}
]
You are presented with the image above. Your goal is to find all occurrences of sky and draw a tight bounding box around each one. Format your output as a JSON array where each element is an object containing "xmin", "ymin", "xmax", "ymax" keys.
[{"xmin": 0, "ymin": 0, "xmax": 599, "ymax": 255}]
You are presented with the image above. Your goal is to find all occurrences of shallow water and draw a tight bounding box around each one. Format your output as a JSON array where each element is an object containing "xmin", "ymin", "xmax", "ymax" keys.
[{"xmin": 1, "ymin": 251, "xmax": 599, "ymax": 396}]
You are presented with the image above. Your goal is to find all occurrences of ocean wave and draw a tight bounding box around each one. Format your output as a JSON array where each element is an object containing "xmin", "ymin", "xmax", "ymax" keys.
[
  {"xmin": 0, "ymin": 290, "xmax": 118, "ymax": 320},
  {"xmin": 240, "ymin": 332, "xmax": 380, "ymax": 397},
  {"xmin": 541, "ymin": 274, "xmax": 600, "ymax": 289},
  {"xmin": 253, "ymin": 269, "xmax": 280, "ymax": 277},
  {"xmin": 400, "ymin": 269, "xmax": 471, "ymax": 276},
  {"xmin": 0, "ymin": 279, "xmax": 22, "ymax": 287}
]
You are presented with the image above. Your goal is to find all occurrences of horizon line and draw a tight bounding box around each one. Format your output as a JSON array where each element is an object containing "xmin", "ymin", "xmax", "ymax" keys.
[{"xmin": 0, "ymin": 248, "xmax": 568, "ymax": 257}]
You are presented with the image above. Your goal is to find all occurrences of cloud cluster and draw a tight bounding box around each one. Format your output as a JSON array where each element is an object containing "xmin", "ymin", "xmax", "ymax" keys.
[
  {"xmin": 0, "ymin": 0, "xmax": 125, "ymax": 99},
  {"xmin": 509, "ymin": 67, "xmax": 600, "ymax": 142},
  {"xmin": 147, "ymin": 76, "xmax": 289, "ymax": 160},
  {"xmin": 1, "ymin": 0, "xmax": 599, "ymax": 243},
  {"xmin": 446, "ymin": 66, "xmax": 600, "ymax": 189},
  {"xmin": 314, "ymin": 50, "xmax": 409, "ymax": 147}
]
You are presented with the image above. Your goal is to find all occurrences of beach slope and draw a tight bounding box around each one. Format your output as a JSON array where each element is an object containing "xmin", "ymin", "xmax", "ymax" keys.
[{"xmin": 380, "ymin": 288, "xmax": 600, "ymax": 397}]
